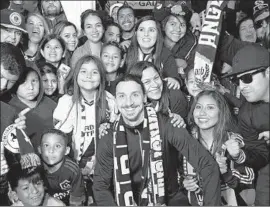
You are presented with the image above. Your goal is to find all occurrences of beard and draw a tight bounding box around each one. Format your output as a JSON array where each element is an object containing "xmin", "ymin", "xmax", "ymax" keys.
[{"xmin": 44, "ymin": 6, "xmax": 61, "ymax": 17}]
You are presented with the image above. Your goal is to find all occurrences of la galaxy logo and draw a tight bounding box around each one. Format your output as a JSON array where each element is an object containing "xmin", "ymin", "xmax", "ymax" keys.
[
  {"xmin": 2, "ymin": 124, "xmax": 20, "ymax": 153},
  {"xmin": 60, "ymin": 180, "xmax": 71, "ymax": 191},
  {"xmin": 9, "ymin": 12, "xmax": 22, "ymax": 26}
]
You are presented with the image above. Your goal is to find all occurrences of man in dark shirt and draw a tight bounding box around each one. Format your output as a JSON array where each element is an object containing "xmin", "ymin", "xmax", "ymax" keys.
[
  {"xmin": 225, "ymin": 44, "xmax": 269, "ymax": 206},
  {"xmin": 93, "ymin": 74, "xmax": 221, "ymax": 206}
]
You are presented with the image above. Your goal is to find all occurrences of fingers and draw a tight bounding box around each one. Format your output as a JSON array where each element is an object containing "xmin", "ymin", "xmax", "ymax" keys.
[
  {"xmin": 258, "ymin": 131, "xmax": 270, "ymax": 140},
  {"xmin": 183, "ymin": 178, "xmax": 199, "ymax": 191},
  {"xmin": 19, "ymin": 107, "xmax": 31, "ymax": 116}
]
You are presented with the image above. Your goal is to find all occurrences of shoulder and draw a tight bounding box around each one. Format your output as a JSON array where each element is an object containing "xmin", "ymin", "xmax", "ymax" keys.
[
  {"xmin": 161, "ymin": 46, "xmax": 174, "ymax": 59},
  {"xmin": 46, "ymin": 196, "xmax": 66, "ymax": 206},
  {"xmin": 168, "ymin": 88, "xmax": 187, "ymax": 99},
  {"xmin": 40, "ymin": 96, "xmax": 57, "ymax": 108},
  {"xmin": 62, "ymin": 157, "xmax": 81, "ymax": 175}
]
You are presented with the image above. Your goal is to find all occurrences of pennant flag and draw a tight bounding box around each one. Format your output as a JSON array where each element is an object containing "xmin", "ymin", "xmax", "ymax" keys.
[{"xmin": 194, "ymin": 1, "xmax": 228, "ymax": 83}]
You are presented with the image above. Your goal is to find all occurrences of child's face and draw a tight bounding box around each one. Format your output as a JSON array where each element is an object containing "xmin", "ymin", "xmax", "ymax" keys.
[
  {"xmin": 185, "ymin": 70, "xmax": 202, "ymax": 97},
  {"xmin": 101, "ymin": 45, "xmax": 122, "ymax": 74},
  {"xmin": 40, "ymin": 133, "xmax": 68, "ymax": 166},
  {"xmin": 15, "ymin": 178, "xmax": 45, "ymax": 206},
  {"xmin": 77, "ymin": 61, "xmax": 101, "ymax": 92},
  {"xmin": 42, "ymin": 72, "xmax": 57, "ymax": 96},
  {"xmin": 42, "ymin": 39, "xmax": 64, "ymax": 64},
  {"xmin": 104, "ymin": 25, "xmax": 121, "ymax": 43},
  {"xmin": 17, "ymin": 71, "xmax": 40, "ymax": 102}
]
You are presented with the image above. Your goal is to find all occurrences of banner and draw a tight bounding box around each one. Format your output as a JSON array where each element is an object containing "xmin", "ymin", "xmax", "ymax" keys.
[{"xmin": 194, "ymin": 1, "xmax": 228, "ymax": 83}]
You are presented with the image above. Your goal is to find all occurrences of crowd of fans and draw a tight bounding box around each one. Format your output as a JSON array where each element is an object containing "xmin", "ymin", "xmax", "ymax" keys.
[{"xmin": 0, "ymin": 0, "xmax": 269, "ymax": 206}]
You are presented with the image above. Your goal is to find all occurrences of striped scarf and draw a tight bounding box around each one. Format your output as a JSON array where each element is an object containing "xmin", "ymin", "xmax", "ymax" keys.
[{"xmin": 113, "ymin": 107, "xmax": 165, "ymax": 206}]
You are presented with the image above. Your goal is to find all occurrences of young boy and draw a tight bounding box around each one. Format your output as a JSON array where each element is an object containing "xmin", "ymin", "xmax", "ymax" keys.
[
  {"xmin": 7, "ymin": 164, "xmax": 65, "ymax": 206},
  {"xmin": 38, "ymin": 129, "xmax": 85, "ymax": 206},
  {"xmin": 100, "ymin": 41, "xmax": 125, "ymax": 96}
]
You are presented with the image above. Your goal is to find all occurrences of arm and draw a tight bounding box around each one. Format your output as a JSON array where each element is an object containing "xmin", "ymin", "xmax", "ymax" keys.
[
  {"xmin": 93, "ymin": 132, "xmax": 116, "ymax": 206},
  {"xmin": 165, "ymin": 123, "xmax": 221, "ymax": 205}
]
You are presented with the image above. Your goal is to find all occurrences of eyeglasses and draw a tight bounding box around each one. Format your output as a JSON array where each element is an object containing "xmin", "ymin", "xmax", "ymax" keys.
[{"xmin": 232, "ymin": 68, "xmax": 266, "ymax": 85}]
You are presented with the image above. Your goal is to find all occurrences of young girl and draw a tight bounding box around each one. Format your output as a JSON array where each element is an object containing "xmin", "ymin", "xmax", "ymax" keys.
[
  {"xmin": 100, "ymin": 41, "xmax": 125, "ymax": 96},
  {"xmin": 71, "ymin": 10, "xmax": 105, "ymax": 69},
  {"xmin": 8, "ymin": 67, "xmax": 56, "ymax": 151},
  {"xmin": 53, "ymin": 55, "xmax": 117, "ymax": 205},
  {"xmin": 40, "ymin": 62, "xmax": 62, "ymax": 103},
  {"xmin": 182, "ymin": 90, "xmax": 255, "ymax": 206},
  {"xmin": 53, "ymin": 21, "xmax": 79, "ymax": 66},
  {"xmin": 39, "ymin": 34, "xmax": 66, "ymax": 68},
  {"xmin": 129, "ymin": 61, "xmax": 188, "ymax": 125},
  {"xmin": 125, "ymin": 15, "xmax": 181, "ymax": 89}
]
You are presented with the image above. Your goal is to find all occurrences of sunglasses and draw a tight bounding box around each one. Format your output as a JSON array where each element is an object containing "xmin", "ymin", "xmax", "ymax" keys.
[{"xmin": 232, "ymin": 68, "xmax": 266, "ymax": 85}]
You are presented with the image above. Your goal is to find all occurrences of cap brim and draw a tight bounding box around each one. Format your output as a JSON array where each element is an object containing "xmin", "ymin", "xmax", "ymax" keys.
[
  {"xmin": 254, "ymin": 11, "xmax": 269, "ymax": 22},
  {"xmin": 1, "ymin": 23, "xmax": 27, "ymax": 33}
]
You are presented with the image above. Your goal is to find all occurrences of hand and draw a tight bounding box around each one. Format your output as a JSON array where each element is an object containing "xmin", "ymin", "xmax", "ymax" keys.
[
  {"xmin": 164, "ymin": 77, "xmax": 180, "ymax": 90},
  {"xmin": 120, "ymin": 40, "xmax": 131, "ymax": 52},
  {"xmin": 258, "ymin": 131, "xmax": 270, "ymax": 145},
  {"xmin": 225, "ymin": 139, "xmax": 240, "ymax": 158},
  {"xmin": 169, "ymin": 113, "xmax": 186, "ymax": 128},
  {"xmin": 215, "ymin": 153, "xmax": 228, "ymax": 174},
  {"xmin": 0, "ymin": 142, "xmax": 9, "ymax": 176},
  {"xmin": 99, "ymin": 123, "xmax": 110, "ymax": 139},
  {"xmin": 14, "ymin": 108, "xmax": 30, "ymax": 130},
  {"xmin": 175, "ymin": 58, "xmax": 187, "ymax": 75},
  {"xmin": 217, "ymin": 84, "xmax": 230, "ymax": 95},
  {"xmin": 190, "ymin": 12, "xmax": 201, "ymax": 33},
  {"xmin": 183, "ymin": 176, "xmax": 199, "ymax": 191}
]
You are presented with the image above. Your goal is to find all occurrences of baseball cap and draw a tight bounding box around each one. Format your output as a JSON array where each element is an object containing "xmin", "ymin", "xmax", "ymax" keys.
[
  {"xmin": 253, "ymin": 2, "xmax": 269, "ymax": 22},
  {"xmin": 0, "ymin": 9, "xmax": 27, "ymax": 33},
  {"xmin": 226, "ymin": 44, "xmax": 269, "ymax": 77}
]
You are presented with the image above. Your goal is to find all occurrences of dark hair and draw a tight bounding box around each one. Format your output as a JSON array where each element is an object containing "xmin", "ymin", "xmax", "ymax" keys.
[
  {"xmin": 117, "ymin": 4, "xmax": 135, "ymax": 19},
  {"xmin": 39, "ymin": 62, "xmax": 57, "ymax": 77},
  {"xmin": 104, "ymin": 21, "xmax": 122, "ymax": 40},
  {"xmin": 8, "ymin": 164, "xmax": 45, "ymax": 191},
  {"xmin": 115, "ymin": 74, "xmax": 146, "ymax": 95},
  {"xmin": 10, "ymin": 67, "xmax": 44, "ymax": 105},
  {"xmin": 188, "ymin": 90, "xmax": 236, "ymax": 156},
  {"xmin": 0, "ymin": 42, "xmax": 25, "ymax": 76},
  {"xmin": 125, "ymin": 16, "xmax": 164, "ymax": 72},
  {"xmin": 101, "ymin": 41, "xmax": 125, "ymax": 59},
  {"xmin": 41, "ymin": 128, "xmax": 69, "ymax": 145},
  {"xmin": 40, "ymin": 34, "xmax": 66, "ymax": 52},
  {"xmin": 53, "ymin": 20, "xmax": 78, "ymax": 36},
  {"xmin": 236, "ymin": 16, "xmax": 255, "ymax": 39},
  {"xmin": 80, "ymin": 9, "xmax": 104, "ymax": 30},
  {"xmin": 161, "ymin": 13, "xmax": 190, "ymax": 33},
  {"xmin": 128, "ymin": 61, "xmax": 169, "ymax": 114}
]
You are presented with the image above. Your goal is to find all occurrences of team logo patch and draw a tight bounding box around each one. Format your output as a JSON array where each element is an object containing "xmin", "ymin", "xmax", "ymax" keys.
[
  {"xmin": 9, "ymin": 12, "xmax": 22, "ymax": 26},
  {"xmin": 2, "ymin": 124, "xmax": 20, "ymax": 153},
  {"xmin": 59, "ymin": 180, "xmax": 71, "ymax": 191}
]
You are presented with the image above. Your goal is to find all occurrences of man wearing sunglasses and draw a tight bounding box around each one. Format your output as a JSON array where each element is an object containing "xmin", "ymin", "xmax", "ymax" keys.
[{"xmin": 226, "ymin": 44, "xmax": 269, "ymax": 206}]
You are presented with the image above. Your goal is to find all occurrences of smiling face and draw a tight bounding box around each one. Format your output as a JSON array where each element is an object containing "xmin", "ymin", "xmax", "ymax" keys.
[
  {"xmin": 0, "ymin": 27, "xmax": 22, "ymax": 46},
  {"xmin": 239, "ymin": 19, "xmax": 256, "ymax": 42},
  {"xmin": 16, "ymin": 71, "xmax": 40, "ymax": 102},
  {"xmin": 40, "ymin": 133, "xmax": 68, "ymax": 166},
  {"xmin": 193, "ymin": 95, "xmax": 219, "ymax": 130},
  {"xmin": 118, "ymin": 8, "xmax": 136, "ymax": 32},
  {"xmin": 26, "ymin": 15, "xmax": 45, "ymax": 44},
  {"xmin": 104, "ymin": 25, "xmax": 121, "ymax": 43},
  {"xmin": 15, "ymin": 177, "xmax": 45, "ymax": 206},
  {"xmin": 42, "ymin": 39, "xmax": 64, "ymax": 64},
  {"xmin": 165, "ymin": 15, "xmax": 186, "ymax": 44},
  {"xmin": 136, "ymin": 20, "xmax": 158, "ymax": 51},
  {"xmin": 141, "ymin": 67, "xmax": 163, "ymax": 101},
  {"xmin": 60, "ymin": 25, "xmax": 78, "ymax": 52},
  {"xmin": 77, "ymin": 61, "xmax": 101, "ymax": 92},
  {"xmin": 101, "ymin": 45, "xmax": 122, "ymax": 74},
  {"xmin": 42, "ymin": 72, "xmax": 57, "ymax": 96},
  {"xmin": 83, "ymin": 15, "xmax": 104, "ymax": 43},
  {"xmin": 41, "ymin": 0, "xmax": 62, "ymax": 17}
]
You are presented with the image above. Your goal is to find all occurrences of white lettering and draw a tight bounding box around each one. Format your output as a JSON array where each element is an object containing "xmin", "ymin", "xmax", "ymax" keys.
[{"xmin": 198, "ymin": 34, "xmax": 217, "ymax": 48}]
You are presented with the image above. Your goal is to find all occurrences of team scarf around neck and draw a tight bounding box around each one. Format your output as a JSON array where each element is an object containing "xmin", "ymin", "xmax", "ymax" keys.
[{"xmin": 113, "ymin": 106, "xmax": 165, "ymax": 206}]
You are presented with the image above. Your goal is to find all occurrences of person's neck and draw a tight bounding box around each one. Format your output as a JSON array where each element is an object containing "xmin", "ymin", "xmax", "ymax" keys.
[
  {"xmin": 43, "ymin": 159, "xmax": 64, "ymax": 174},
  {"xmin": 164, "ymin": 37, "xmax": 176, "ymax": 50},
  {"xmin": 263, "ymin": 88, "xmax": 269, "ymax": 103},
  {"xmin": 199, "ymin": 128, "xmax": 214, "ymax": 150},
  {"xmin": 17, "ymin": 96, "xmax": 37, "ymax": 108},
  {"xmin": 26, "ymin": 41, "xmax": 39, "ymax": 56},
  {"xmin": 123, "ymin": 111, "xmax": 144, "ymax": 127},
  {"xmin": 140, "ymin": 46, "xmax": 154, "ymax": 54},
  {"xmin": 122, "ymin": 29, "xmax": 135, "ymax": 41},
  {"xmin": 80, "ymin": 89, "xmax": 96, "ymax": 103},
  {"xmin": 106, "ymin": 72, "xmax": 117, "ymax": 82},
  {"xmin": 46, "ymin": 15, "xmax": 57, "ymax": 21},
  {"xmin": 88, "ymin": 41, "xmax": 102, "ymax": 57}
]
